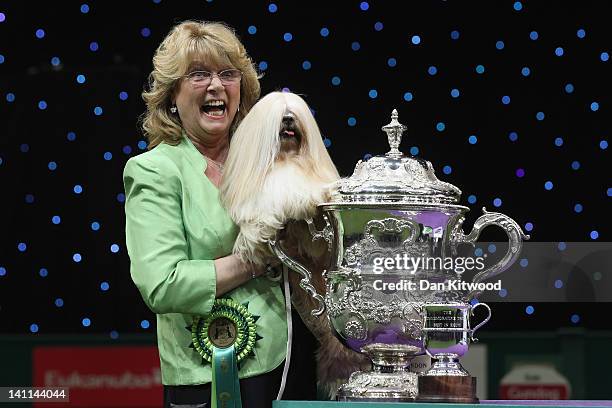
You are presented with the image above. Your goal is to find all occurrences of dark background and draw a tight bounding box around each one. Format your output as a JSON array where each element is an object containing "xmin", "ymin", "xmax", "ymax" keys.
[{"xmin": 0, "ymin": 0, "xmax": 609, "ymax": 337}]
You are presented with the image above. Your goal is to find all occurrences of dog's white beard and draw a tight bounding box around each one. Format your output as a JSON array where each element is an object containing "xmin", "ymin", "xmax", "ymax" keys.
[{"xmin": 232, "ymin": 160, "xmax": 329, "ymax": 265}]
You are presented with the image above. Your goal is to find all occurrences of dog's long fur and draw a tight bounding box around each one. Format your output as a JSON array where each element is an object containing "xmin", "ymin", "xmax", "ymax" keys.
[
  {"xmin": 220, "ymin": 91, "xmax": 339, "ymax": 265},
  {"xmin": 220, "ymin": 91, "xmax": 368, "ymax": 398}
]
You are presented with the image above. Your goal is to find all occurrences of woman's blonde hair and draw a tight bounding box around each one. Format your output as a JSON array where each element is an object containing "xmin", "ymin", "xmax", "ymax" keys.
[{"xmin": 141, "ymin": 21, "xmax": 260, "ymax": 148}]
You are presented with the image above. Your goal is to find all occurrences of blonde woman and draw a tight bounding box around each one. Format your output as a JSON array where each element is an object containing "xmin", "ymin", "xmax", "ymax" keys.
[{"xmin": 123, "ymin": 21, "xmax": 300, "ymax": 407}]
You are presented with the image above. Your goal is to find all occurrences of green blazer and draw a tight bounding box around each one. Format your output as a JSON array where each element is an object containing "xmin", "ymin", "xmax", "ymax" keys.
[{"xmin": 123, "ymin": 136, "xmax": 287, "ymax": 385}]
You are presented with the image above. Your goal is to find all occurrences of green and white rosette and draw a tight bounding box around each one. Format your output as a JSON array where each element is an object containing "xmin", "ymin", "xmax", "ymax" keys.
[{"xmin": 190, "ymin": 298, "xmax": 260, "ymax": 408}]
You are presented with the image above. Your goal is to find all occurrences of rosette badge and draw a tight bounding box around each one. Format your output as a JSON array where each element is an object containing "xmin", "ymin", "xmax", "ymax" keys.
[{"xmin": 190, "ymin": 298, "xmax": 261, "ymax": 408}]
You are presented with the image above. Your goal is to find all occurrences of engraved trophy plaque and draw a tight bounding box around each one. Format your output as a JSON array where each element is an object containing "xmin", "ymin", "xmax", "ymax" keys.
[{"xmin": 270, "ymin": 110, "xmax": 529, "ymax": 402}]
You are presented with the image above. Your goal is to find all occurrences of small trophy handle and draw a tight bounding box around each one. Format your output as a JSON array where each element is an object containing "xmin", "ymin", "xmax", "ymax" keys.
[
  {"xmin": 469, "ymin": 302, "xmax": 492, "ymax": 342},
  {"xmin": 269, "ymin": 232, "xmax": 326, "ymax": 317},
  {"xmin": 459, "ymin": 207, "xmax": 530, "ymax": 299}
]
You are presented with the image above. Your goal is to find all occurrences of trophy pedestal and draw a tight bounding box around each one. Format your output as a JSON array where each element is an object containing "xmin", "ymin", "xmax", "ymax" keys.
[
  {"xmin": 336, "ymin": 370, "xmax": 419, "ymax": 402},
  {"xmin": 417, "ymin": 375, "xmax": 478, "ymax": 403},
  {"xmin": 336, "ymin": 343, "xmax": 420, "ymax": 401}
]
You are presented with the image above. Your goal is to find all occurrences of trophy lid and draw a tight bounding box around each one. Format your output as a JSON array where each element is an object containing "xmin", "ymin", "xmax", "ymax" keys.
[{"xmin": 330, "ymin": 109, "xmax": 462, "ymax": 205}]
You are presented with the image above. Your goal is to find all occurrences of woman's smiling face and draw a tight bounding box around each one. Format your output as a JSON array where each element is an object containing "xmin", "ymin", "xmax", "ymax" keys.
[{"xmin": 173, "ymin": 62, "xmax": 241, "ymax": 142}]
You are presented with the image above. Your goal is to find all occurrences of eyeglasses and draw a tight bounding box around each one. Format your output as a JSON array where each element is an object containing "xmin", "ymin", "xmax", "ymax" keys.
[{"xmin": 182, "ymin": 69, "xmax": 242, "ymax": 86}]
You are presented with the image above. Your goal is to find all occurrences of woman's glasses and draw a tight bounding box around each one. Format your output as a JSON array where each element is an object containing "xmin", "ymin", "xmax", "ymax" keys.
[{"xmin": 183, "ymin": 69, "xmax": 242, "ymax": 86}]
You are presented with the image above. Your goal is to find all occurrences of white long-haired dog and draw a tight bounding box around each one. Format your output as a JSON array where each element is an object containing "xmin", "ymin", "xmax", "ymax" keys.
[{"xmin": 220, "ymin": 91, "xmax": 368, "ymax": 398}]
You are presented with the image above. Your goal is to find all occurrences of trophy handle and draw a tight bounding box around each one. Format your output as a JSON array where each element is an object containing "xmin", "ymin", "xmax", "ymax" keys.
[
  {"xmin": 305, "ymin": 215, "xmax": 334, "ymax": 251},
  {"xmin": 469, "ymin": 302, "xmax": 492, "ymax": 342},
  {"xmin": 269, "ymin": 231, "xmax": 326, "ymax": 317},
  {"xmin": 458, "ymin": 207, "xmax": 530, "ymax": 299}
]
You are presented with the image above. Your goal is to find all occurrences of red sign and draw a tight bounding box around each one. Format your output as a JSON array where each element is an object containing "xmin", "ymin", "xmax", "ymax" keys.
[
  {"xmin": 33, "ymin": 346, "xmax": 162, "ymax": 407},
  {"xmin": 500, "ymin": 384, "xmax": 570, "ymax": 400}
]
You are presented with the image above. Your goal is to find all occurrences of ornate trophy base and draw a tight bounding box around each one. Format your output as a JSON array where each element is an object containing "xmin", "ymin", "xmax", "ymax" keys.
[
  {"xmin": 417, "ymin": 375, "xmax": 478, "ymax": 403},
  {"xmin": 336, "ymin": 370, "xmax": 419, "ymax": 402},
  {"xmin": 336, "ymin": 343, "xmax": 420, "ymax": 401}
]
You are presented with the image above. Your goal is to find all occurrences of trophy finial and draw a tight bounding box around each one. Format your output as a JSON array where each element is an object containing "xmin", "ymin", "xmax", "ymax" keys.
[{"xmin": 382, "ymin": 108, "xmax": 407, "ymax": 158}]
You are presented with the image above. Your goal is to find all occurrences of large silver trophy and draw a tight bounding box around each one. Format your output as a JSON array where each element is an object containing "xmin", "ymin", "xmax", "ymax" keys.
[{"xmin": 270, "ymin": 110, "xmax": 529, "ymax": 402}]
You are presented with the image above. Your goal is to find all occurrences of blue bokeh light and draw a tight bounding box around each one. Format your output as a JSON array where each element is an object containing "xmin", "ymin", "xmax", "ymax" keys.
[
  {"xmin": 493, "ymin": 198, "xmax": 502, "ymax": 207},
  {"xmin": 526, "ymin": 305, "xmax": 535, "ymax": 315}
]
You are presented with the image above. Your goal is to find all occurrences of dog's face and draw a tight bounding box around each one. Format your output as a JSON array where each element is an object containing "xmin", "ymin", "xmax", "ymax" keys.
[{"xmin": 278, "ymin": 112, "xmax": 302, "ymax": 159}]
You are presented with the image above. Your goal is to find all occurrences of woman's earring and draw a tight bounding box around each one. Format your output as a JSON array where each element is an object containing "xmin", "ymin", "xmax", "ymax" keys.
[
  {"xmin": 170, "ymin": 105, "xmax": 177, "ymax": 113},
  {"xmin": 237, "ymin": 105, "xmax": 240, "ymax": 113}
]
